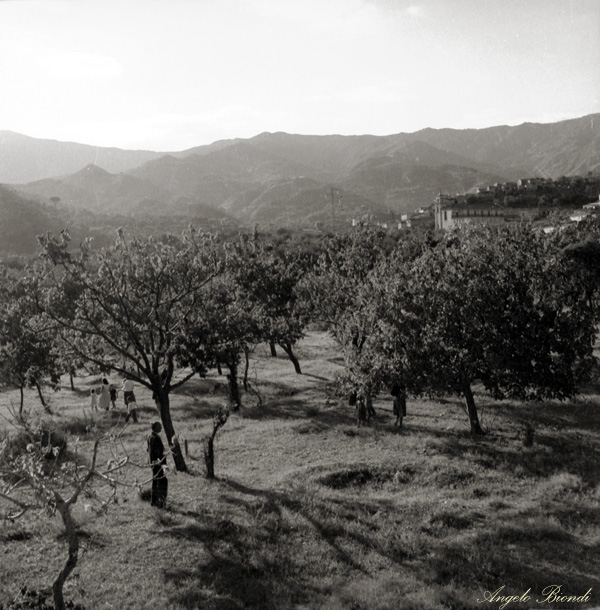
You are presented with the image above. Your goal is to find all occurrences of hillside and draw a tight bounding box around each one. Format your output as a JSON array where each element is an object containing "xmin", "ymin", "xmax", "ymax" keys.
[
  {"xmin": 5, "ymin": 114, "xmax": 600, "ymax": 230},
  {"xmin": 401, "ymin": 114, "xmax": 600, "ymax": 177},
  {"xmin": 1, "ymin": 332, "xmax": 599, "ymax": 609},
  {"xmin": 0, "ymin": 131, "xmax": 165, "ymax": 183},
  {"xmin": 17, "ymin": 164, "xmax": 174, "ymax": 214},
  {"xmin": 0, "ymin": 184, "xmax": 241, "ymax": 258},
  {"xmin": 0, "ymin": 186, "xmax": 67, "ymax": 256}
]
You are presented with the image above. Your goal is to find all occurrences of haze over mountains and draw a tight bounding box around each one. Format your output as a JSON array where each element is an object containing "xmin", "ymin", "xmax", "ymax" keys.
[{"xmin": 1, "ymin": 113, "xmax": 599, "ymax": 232}]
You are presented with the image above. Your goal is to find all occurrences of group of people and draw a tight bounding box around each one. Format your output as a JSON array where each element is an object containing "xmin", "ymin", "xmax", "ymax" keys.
[
  {"xmin": 89, "ymin": 376, "xmax": 168, "ymax": 508},
  {"xmin": 352, "ymin": 384, "xmax": 408, "ymax": 428},
  {"xmin": 89, "ymin": 377, "xmax": 138, "ymax": 422}
]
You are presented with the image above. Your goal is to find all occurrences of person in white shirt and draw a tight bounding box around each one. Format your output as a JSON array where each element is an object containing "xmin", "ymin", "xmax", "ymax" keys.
[
  {"xmin": 122, "ymin": 377, "xmax": 136, "ymax": 407},
  {"xmin": 90, "ymin": 388, "xmax": 98, "ymax": 411},
  {"xmin": 125, "ymin": 397, "xmax": 139, "ymax": 423}
]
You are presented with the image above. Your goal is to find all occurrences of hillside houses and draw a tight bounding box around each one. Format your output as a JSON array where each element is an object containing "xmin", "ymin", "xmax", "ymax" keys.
[
  {"xmin": 433, "ymin": 194, "xmax": 527, "ymax": 230},
  {"xmin": 433, "ymin": 174, "xmax": 600, "ymax": 230}
]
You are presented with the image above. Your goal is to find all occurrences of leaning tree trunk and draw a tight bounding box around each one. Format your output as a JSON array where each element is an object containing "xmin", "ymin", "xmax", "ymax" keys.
[
  {"xmin": 34, "ymin": 380, "xmax": 51, "ymax": 413},
  {"xmin": 203, "ymin": 407, "xmax": 230, "ymax": 479},
  {"xmin": 52, "ymin": 496, "xmax": 79, "ymax": 610},
  {"xmin": 153, "ymin": 390, "xmax": 188, "ymax": 472},
  {"xmin": 279, "ymin": 342, "xmax": 302, "ymax": 374},
  {"xmin": 34, "ymin": 379, "xmax": 48, "ymax": 409},
  {"xmin": 269, "ymin": 341, "xmax": 277, "ymax": 357},
  {"xmin": 226, "ymin": 361, "xmax": 241, "ymax": 410},
  {"xmin": 463, "ymin": 383, "xmax": 485, "ymax": 436}
]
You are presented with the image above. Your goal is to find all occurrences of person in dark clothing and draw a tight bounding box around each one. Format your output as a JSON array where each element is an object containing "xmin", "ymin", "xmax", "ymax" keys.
[
  {"xmin": 147, "ymin": 422, "xmax": 168, "ymax": 508},
  {"xmin": 356, "ymin": 396, "xmax": 368, "ymax": 427},
  {"xmin": 391, "ymin": 384, "xmax": 407, "ymax": 427},
  {"xmin": 109, "ymin": 384, "xmax": 118, "ymax": 410}
]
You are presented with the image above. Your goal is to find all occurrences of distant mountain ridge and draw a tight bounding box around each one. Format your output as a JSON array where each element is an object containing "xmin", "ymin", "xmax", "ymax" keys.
[
  {"xmin": 0, "ymin": 131, "xmax": 165, "ymax": 183},
  {"xmin": 3, "ymin": 114, "xmax": 600, "ymax": 229}
]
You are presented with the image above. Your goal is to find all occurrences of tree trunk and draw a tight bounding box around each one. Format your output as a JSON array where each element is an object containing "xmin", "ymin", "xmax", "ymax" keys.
[
  {"xmin": 52, "ymin": 497, "xmax": 79, "ymax": 610},
  {"xmin": 243, "ymin": 348, "xmax": 250, "ymax": 392},
  {"xmin": 269, "ymin": 341, "xmax": 277, "ymax": 357},
  {"xmin": 204, "ymin": 435, "xmax": 215, "ymax": 479},
  {"xmin": 35, "ymin": 380, "xmax": 47, "ymax": 408},
  {"xmin": 154, "ymin": 391, "xmax": 188, "ymax": 472},
  {"xmin": 203, "ymin": 408, "xmax": 229, "ymax": 478},
  {"xmin": 280, "ymin": 342, "xmax": 302, "ymax": 374},
  {"xmin": 463, "ymin": 383, "xmax": 485, "ymax": 436},
  {"xmin": 19, "ymin": 385, "xmax": 24, "ymax": 418},
  {"xmin": 35, "ymin": 380, "xmax": 52, "ymax": 413},
  {"xmin": 217, "ymin": 363, "xmax": 223, "ymax": 376},
  {"xmin": 226, "ymin": 361, "xmax": 241, "ymax": 410},
  {"xmin": 69, "ymin": 372, "xmax": 75, "ymax": 392}
]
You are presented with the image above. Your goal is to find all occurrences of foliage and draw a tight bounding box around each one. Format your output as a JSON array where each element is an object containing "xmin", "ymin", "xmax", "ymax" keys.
[
  {"xmin": 0, "ymin": 270, "xmax": 56, "ymax": 413},
  {"xmin": 325, "ymin": 224, "xmax": 597, "ymax": 433},
  {"xmin": 34, "ymin": 229, "xmax": 224, "ymax": 471}
]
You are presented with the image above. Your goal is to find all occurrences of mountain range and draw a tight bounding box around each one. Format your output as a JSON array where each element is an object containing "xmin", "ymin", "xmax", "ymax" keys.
[{"xmin": 1, "ymin": 113, "xmax": 599, "ymax": 237}]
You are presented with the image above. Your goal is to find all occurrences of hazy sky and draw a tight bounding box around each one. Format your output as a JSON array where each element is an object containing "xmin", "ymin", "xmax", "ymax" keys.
[{"xmin": 1, "ymin": 0, "xmax": 598, "ymax": 151}]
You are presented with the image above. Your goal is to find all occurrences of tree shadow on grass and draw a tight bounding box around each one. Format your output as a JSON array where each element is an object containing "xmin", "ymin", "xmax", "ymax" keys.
[
  {"xmin": 160, "ymin": 477, "xmax": 407, "ymax": 609},
  {"xmin": 301, "ymin": 373, "xmax": 330, "ymax": 382},
  {"xmin": 427, "ymin": 522, "xmax": 600, "ymax": 606},
  {"xmin": 161, "ymin": 466, "xmax": 600, "ymax": 609},
  {"xmin": 160, "ymin": 513, "xmax": 311, "ymax": 610},
  {"xmin": 433, "ymin": 418, "xmax": 600, "ymax": 486}
]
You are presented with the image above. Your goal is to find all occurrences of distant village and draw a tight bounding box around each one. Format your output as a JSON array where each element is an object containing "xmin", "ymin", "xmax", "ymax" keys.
[{"xmin": 353, "ymin": 174, "xmax": 600, "ymax": 231}]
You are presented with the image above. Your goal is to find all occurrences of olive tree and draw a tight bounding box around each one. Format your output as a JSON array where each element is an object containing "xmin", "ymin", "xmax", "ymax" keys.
[
  {"xmin": 0, "ymin": 271, "xmax": 56, "ymax": 414},
  {"xmin": 231, "ymin": 235, "xmax": 312, "ymax": 375},
  {"xmin": 34, "ymin": 229, "xmax": 223, "ymax": 472},
  {"xmin": 372, "ymin": 224, "xmax": 596, "ymax": 434}
]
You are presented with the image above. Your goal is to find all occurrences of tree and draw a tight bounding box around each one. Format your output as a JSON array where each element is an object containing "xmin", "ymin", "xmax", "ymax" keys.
[
  {"xmin": 559, "ymin": 216, "xmax": 600, "ymax": 324},
  {"xmin": 373, "ymin": 224, "xmax": 596, "ymax": 434},
  {"xmin": 0, "ymin": 271, "xmax": 56, "ymax": 415},
  {"xmin": 34, "ymin": 229, "xmax": 223, "ymax": 472},
  {"xmin": 309, "ymin": 227, "xmax": 420, "ymax": 405},
  {"xmin": 0, "ymin": 412, "xmax": 131, "ymax": 610},
  {"xmin": 181, "ymin": 270, "xmax": 256, "ymax": 410},
  {"xmin": 231, "ymin": 235, "xmax": 311, "ymax": 375},
  {"xmin": 309, "ymin": 227, "xmax": 387, "ymax": 329},
  {"xmin": 203, "ymin": 405, "xmax": 230, "ymax": 479}
]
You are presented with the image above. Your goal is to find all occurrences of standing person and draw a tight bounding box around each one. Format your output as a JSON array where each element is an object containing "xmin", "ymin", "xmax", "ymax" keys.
[
  {"xmin": 98, "ymin": 378, "xmax": 111, "ymax": 412},
  {"xmin": 122, "ymin": 376, "xmax": 136, "ymax": 408},
  {"xmin": 125, "ymin": 396, "xmax": 139, "ymax": 423},
  {"xmin": 109, "ymin": 383, "xmax": 118, "ymax": 410},
  {"xmin": 89, "ymin": 388, "xmax": 98, "ymax": 411},
  {"xmin": 356, "ymin": 396, "xmax": 368, "ymax": 427},
  {"xmin": 391, "ymin": 384, "xmax": 407, "ymax": 428},
  {"xmin": 147, "ymin": 422, "xmax": 168, "ymax": 508}
]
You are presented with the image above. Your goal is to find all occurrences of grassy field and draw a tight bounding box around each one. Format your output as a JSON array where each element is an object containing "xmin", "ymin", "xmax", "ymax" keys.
[{"xmin": 1, "ymin": 331, "xmax": 599, "ymax": 610}]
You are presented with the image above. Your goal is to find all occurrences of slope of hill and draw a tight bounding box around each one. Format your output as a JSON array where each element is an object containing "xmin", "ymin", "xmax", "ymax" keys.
[
  {"xmin": 18, "ymin": 163, "xmax": 173, "ymax": 214},
  {"xmin": 0, "ymin": 185, "xmax": 79, "ymax": 256},
  {"xmin": 345, "ymin": 157, "xmax": 509, "ymax": 211},
  {"xmin": 5, "ymin": 114, "xmax": 600, "ymax": 229},
  {"xmin": 0, "ymin": 131, "xmax": 166, "ymax": 183},
  {"xmin": 401, "ymin": 113, "xmax": 600, "ymax": 177}
]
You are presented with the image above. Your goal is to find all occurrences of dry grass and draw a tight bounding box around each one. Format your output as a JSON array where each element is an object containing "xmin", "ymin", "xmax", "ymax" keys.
[{"xmin": 1, "ymin": 332, "xmax": 599, "ymax": 610}]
